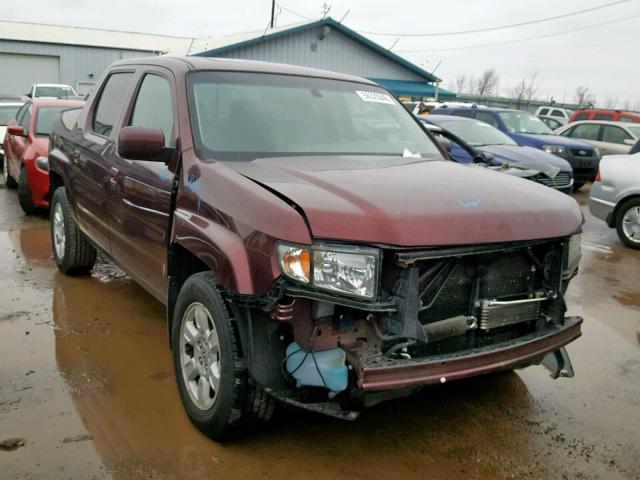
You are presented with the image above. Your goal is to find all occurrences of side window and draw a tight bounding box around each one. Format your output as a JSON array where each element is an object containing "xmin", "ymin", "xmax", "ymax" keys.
[
  {"xmin": 574, "ymin": 112, "xmax": 589, "ymax": 121},
  {"xmin": 475, "ymin": 111, "xmax": 499, "ymax": 128},
  {"xmin": 550, "ymin": 109, "xmax": 564, "ymax": 117},
  {"xmin": 129, "ymin": 74, "xmax": 175, "ymax": 147},
  {"xmin": 20, "ymin": 105, "xmax": 32, "ymax": 132},
  {"xmin": 594, "ymin": 113, "xmax": 613, "ymax": 120},
  {"xmin": 452, "ymin": 110, "xmax": 473, "ymax": 118},
  {"xmin": 93, "ymin": 72, "xmax": 135, "ymax": 137},
  {"xmin": 539, "ymin": 108, "xmax": 549, "ymax": 116},
  {"xmin": 568, "ymin": 123, "xmax": 600, "ymax": 140},
  {"xmin": 601, "ymin": 126, "xmax": 631, "ymax": 144}
]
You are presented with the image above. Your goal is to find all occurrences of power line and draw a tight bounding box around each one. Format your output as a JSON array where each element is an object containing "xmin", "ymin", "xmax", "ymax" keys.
[
  {"xmin": 278, "ymin": 3, "xmax": 314, "ymax": 21},
  {"xmin": 397, "ymin": 13, "xmax": 640, "ymax": 53},
  {"xmin": 358, "ymin": 0, "xmax": 633, "ymax": 37}
]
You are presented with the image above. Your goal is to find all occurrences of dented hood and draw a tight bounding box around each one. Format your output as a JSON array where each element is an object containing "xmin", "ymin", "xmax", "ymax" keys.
[{"xmin": 224, "ymin": 156, "xmax": 582, "ymax": 246}]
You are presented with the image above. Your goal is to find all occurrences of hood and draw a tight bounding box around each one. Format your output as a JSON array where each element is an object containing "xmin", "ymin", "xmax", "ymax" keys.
[
  {"xmin": 223, "ymin": 156, "xmax": 582, "ymax": 246},
  {"xmin": 511, "ymin": 132, "xmax": 594, "ymax": 149},
  {"xmin": 478, "ymin": 145, "xmax": 572, "ymax": 175}
]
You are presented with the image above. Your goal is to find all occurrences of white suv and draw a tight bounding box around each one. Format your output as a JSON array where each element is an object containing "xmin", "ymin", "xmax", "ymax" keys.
[{"xmin": 535, "ymin": 106, "xmax": 574, "ymax": 124}]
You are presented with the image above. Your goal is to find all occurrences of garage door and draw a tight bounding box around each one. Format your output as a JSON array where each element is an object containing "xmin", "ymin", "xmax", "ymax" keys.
[{"xmin": 0, "ymin": 53, "xmax": 60, "ymax": 96}]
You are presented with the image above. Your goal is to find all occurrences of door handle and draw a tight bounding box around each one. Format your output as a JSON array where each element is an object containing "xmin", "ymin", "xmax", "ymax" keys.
[{"xmin": 109, "ymin": 167, "xmax": 119, "ymax": 189}]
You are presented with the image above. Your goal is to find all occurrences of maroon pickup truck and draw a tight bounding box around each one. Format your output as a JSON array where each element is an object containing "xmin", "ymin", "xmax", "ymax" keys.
[{"xmin": 48, "ymin": 56, "xmax": 583, "ymax": 440}]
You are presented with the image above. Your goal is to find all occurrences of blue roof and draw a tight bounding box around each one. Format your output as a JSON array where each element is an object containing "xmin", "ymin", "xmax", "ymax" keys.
[
  {"xmin": 371, "ymin": 78, "xmax": 456, "ymax": 100},
  {"xmin": 194, "ymin": 17, "xmax": 441, "ymax": 83}
]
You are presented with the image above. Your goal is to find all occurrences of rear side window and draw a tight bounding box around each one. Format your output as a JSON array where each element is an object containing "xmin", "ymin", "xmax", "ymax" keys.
[
  {"xmin": 129, "ymin": 74, "xmax": 175, "ymax": 147},
  {"xmin": 452, "ymin": 110, "xmax": 473, "ymax": 118},
  {"xmin": 475, "ymin": 111, "xmax": 499, "ymax": 127},
  {"xmin": 539, "ymin": 108, "xmax": 549, "ymax": 116},
  {"xmin": 567, "ymin": 123, "xmax": 600, "ymax": 140},
  {"xmin": 574, "ymin": 112, "xmax": 590, "ymax": 121},
  {"xmin": 594, "ymin": 113, "xmax": 613, "ymax": 120},
  {"xmin": 601, "ymin": 125, "xmax": 632, "ymax": 144},
  {"xmin": 93, "ymin": 72, "xmax": 135, "ymax": 137}
]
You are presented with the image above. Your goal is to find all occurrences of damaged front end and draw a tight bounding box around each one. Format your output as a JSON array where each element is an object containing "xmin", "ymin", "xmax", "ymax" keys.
[{"xmin": 224, "ymin": 235, "xmax": 582, "ymax": 419}]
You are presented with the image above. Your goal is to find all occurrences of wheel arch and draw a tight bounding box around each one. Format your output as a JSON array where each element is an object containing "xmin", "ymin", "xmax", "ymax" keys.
[{"xmin": 612, "ymin": 193, "xmax": 640, "ymax": 226}]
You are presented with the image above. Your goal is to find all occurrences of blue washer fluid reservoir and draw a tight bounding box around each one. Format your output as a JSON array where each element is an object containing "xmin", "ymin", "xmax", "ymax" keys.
[{"xmin": 285, "ymin": 342, "xmax": 348, "ymax": 393}]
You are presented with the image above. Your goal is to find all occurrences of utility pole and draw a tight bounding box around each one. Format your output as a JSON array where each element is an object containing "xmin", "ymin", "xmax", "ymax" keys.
[{"xmin": 270, "ymin": 0, "xmax": 276, "ymax": 28}]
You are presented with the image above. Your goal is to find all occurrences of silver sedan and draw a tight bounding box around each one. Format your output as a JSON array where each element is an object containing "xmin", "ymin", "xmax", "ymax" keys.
[{"xmin": 589, "ymin": 152, "xmax": 640, "ymax": 249}]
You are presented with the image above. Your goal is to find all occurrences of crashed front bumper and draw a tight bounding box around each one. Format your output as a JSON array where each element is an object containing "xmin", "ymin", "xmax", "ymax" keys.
[{"xmin": 355, "ymin": 316, "xmax": 582, "ymax": 391}]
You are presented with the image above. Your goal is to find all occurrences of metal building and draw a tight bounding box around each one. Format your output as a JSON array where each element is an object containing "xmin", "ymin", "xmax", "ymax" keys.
[
  {"xmin": 0, "ymin": 21, "xmax": 202, "ymax": 95},
  {"xmin": 195, "ymin": 17, "xmax": 455, "ymax": 100}
]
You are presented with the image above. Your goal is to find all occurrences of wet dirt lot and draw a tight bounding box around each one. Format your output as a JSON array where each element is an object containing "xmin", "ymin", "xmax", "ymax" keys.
[{"xmin": 0, "ymin": 185, "xmax": 638, "ymax": 480}]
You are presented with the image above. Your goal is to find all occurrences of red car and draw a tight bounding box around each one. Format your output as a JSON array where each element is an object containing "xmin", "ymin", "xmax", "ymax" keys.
[
  {"xmin": 569, "ymin": 109, "xmax": 640, "ymax": 124},
  {"xmin": 3, "ymin": 98, "xmax": 84, "ymax": 213}
]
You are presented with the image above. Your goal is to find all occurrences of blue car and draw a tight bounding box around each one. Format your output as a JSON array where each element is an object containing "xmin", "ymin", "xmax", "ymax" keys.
[
  {"xmin": 432, "ymin": 106, "xmax": 600, "ymax": 190},
  {"xmin": 420, "ymin": 115, "xmax": 574, "ymax": 194}
]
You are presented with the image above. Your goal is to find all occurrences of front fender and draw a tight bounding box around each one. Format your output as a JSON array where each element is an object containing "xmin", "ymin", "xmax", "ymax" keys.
[{"xmin": 171, "ymin": 208, "xmax": 254, "ymax": 293}]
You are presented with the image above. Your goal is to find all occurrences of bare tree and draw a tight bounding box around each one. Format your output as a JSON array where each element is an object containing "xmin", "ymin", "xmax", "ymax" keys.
[
  {"xmin": 575, "ymin": 86, "xmax": 595, "ymax": 107},
  {"xmin": 511, "ymin": 79, "xmax": 527, "ymax": 107},
  {"xmin": 455, "ymin": 74, "xmax": 468, "ymax": 94},
  {"xmin": 524, "ymin": 70, "xmax": 540, "ymax": 102},
  {"xmin": 475, "ymin": 68, "xmax": 499, "ymax": 96},
  {"xmin": 604, "ymin": 97, "xmax": 618, "ymax": 109},
  {"xmin": 622, "ymin": 100, "xmax": 631, "ymax": 110}
]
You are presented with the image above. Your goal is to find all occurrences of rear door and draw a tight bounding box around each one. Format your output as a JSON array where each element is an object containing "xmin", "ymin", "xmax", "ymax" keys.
[
  {"xmin": 108, "ymin": 69, "xmax": 176, "ymax": 302},
  {"xmin": 71, "ymin": 71, "xmax": 136, "ymax": 254}
]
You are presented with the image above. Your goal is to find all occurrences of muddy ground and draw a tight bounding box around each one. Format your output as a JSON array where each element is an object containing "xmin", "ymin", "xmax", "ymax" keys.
[{"xmin": 0, "ymin": 184, "xmax": 638, "ymax": 480}]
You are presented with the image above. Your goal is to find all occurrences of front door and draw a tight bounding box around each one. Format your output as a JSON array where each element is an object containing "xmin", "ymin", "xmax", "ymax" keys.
[
  {"xmin": 71, "ymin": 71, "xmax": 136, "ymax": 254},
  {"xmin": 108, "ymin": 71, "xmax": 176, "ymax": 302}
]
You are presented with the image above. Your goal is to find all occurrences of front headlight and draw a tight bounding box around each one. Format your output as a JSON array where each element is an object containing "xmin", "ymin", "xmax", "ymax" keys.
[
  {"xmin": 277, "ymin": 243, "xmax": 380, "ymax": 299},
  {"xmin": 542, "ymin": 145, "xmax": 567, "ymax": 155}
]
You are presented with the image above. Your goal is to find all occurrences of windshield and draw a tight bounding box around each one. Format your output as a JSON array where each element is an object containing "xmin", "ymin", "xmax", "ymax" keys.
[
  {"xmin": 499, "ymin": 111, "xmax": 554, "ymax": 135},
  {"xmin": 188, "ymin": 72, "xmax": 440, "ymax": 161},
  {"xmin": 433, "ymin": 118, "xmax": 516, "ymax": 146},
  {"xmin": 35, "ymin": 86, "xmax": 74, "ymax": 98},
  {"xmin": 35, "ymin": 107, "xmax": 68, "ymax": 136},
  {"xmin": 0, "ymin": 105, "xmax": 20, "ymax": 125}
]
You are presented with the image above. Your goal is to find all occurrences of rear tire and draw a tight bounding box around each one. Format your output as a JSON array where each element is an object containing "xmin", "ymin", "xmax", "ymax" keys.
[
  {"xmin": 18, "ymin": 168, "xmax": 37, "ymax": 214},
  {"xmin": 50, "ymin": 186, "xmax": 97, "ymax": 275},
  {"xmin": 172, "ymin": 271, "xmax": 275, "ymax": 441},
  {"xmin": 615, "ymin": 198, "xmax": 640, "ymax": 250},
  {"xmin": 3, "ymin": 161, "xmax": 17, "ymax": 189}
]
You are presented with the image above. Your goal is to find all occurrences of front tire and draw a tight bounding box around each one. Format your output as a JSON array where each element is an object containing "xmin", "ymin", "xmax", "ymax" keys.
[
  {"xmin": 50, "ymin": 186, "xmax": 97, "ymax": 275},
  {"xmin": 171, "ymin": 272, "xmax": 275, "ymax": 440},
  {"xmin": 18, "ymin": 168, "xmax": 37, "ymax": 214},
  {"xmin": 3, "ymin": 161, "xmax": 17, "ymax": 189},
  {"xmin": 615, "ymin": 198, "xmax": 640, "ymax": 250}
]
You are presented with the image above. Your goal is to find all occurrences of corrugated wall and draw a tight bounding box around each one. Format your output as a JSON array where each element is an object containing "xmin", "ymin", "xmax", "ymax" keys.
[
  {"xmin": 0, "ymin": 40, "xmax": 152, "ymax": 93},
  {"xmin": 213, "ymin": 26, "xmax": 424, "ymax": 82}
]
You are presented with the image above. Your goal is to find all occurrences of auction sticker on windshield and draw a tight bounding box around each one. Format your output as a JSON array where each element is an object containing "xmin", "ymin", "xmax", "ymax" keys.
[{"xmin": 356, "ymin": 90, "xmax": 395, "ymax": 105}]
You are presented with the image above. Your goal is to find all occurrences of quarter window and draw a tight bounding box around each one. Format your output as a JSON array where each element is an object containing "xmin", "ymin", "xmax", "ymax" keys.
[
  {"xmin": 601, "ymin": 125, "xmax": 632, "ymax": 144},
  {"xmin": 93, "ymin": 72, "xmax": 135, "ymax": 137},
  {"xmin": 129, "ymin": 74, "xmax": 175, "ymax": 147}
]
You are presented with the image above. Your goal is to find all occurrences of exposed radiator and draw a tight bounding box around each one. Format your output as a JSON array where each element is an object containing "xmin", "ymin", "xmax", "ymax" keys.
[{"xmin": 479, "ymin": 297, "xmax": 543, "ymax": 331}]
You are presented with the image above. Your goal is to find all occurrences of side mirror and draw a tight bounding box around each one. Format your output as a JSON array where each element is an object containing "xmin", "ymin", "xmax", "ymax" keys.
[
  {"xmin": 624, "ymin": 138, "xmax": 636, "ymax": 146},
  {"xmin": 436, "ymin": 135, "xmax": 452, "ymax": 153},
  {"xmin": 7, "ymin": 125, "xmax": 26, "ymax": 137},
  {"xmin": 118, "ymin": 126, "xmax": 166, "ymax": 161},
  {"xmin": 474, "ymin": 151, "xmax": 495, "ymax": 164}
]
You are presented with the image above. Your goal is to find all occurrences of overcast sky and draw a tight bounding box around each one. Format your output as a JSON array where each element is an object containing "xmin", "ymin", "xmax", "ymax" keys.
[{"xmin": 3, "ymin": 0, "xmax": 639, "ymax": 106}]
